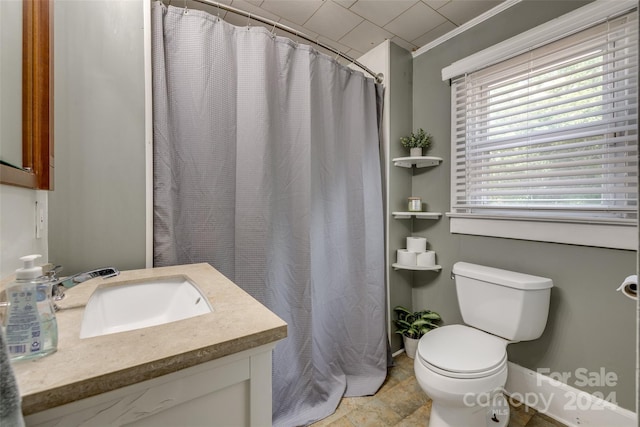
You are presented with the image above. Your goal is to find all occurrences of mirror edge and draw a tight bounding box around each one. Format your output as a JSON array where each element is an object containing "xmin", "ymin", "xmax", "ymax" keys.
[{"xmin": 0, "ymin": 0, "xmax": 53, "ymax": 191}]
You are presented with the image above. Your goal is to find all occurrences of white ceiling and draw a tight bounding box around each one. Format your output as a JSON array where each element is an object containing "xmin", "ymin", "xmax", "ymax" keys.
[{"xmin": 185, "ymin": 0, "xmax": 504, "ymax": 61}]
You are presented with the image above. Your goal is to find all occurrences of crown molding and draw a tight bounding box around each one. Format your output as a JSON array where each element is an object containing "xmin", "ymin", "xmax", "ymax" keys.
[{"xmin": 412, "ymin": 0, "xmax": 522, "ymax": 58}]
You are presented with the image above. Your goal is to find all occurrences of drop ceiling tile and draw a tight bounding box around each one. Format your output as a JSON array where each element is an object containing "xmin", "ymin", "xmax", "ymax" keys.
[
  {"xmin": 305, "ymin": 1, "xmax": 363, "ymax": 41},
  {"xmin": 317, "ymin": 36, "xmax": 351, "ymax": 54},
  {"xmin": 258, "ymin": 0, "xmax": 324, "ymax": 25},
  {"xmin": 315, "ymin": 44, "xmax": 339, "ymax": 60},
  {"xmin": 277, "ymin": 17, "xmax": 319, "ymax": 41},
  {"xmin": 421, "ymin": 0, "xmax": 450, "ymax": 10},
  {"xmin": 224, "ymin": 12, "xmax": 274, "ymax": 30},
  {"xmin": 349, "ymin": 0, "xmax": 417, "ymax": 27},
  {"xmin": 229, "ymin": 0, "xmax": 282, "ymax": 22},
  {"xmin": 188, "ymin": 0, "xmax": 507, "ymax": 53},
  {"xmin": 301, "ymin": 36, "xmax": 352, "ymax": 61},
  {"xmin": 411, "ymin": 20, "xmax": 455, "ymax": 45},
  {"xmin": 390, "ymin": 36, "xmax": 418, "ymax": 53},
  {"xmin": 383, "ymin": 1, "xmax": 446, "ymax": 43},
  {"xmin": 339, "ymin": 20, "xmax": 393, "ymax": 54},
  {"xmin": 436, "ymin": 0, "xmax": 501, "ymax": 26},
  {"xmin": 185, "ymin": 0, "xmax": 231, "ymax": 18},
  {"xmin": 347, "ymin": 48, "xmax": 364, "ymax": 58},
  {"xmin": 334, "ymin": 0, "xmax": 357, "ymax": 8}
]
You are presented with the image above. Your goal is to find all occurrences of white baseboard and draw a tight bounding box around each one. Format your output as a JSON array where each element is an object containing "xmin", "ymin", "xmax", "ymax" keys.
[
  {"xmin": 504, "ymin": 362, "xmax": 637, "ymax": 427},
  {"xmin": 392, "ymin": 348, "xmax": 406, "ymax": 358}
]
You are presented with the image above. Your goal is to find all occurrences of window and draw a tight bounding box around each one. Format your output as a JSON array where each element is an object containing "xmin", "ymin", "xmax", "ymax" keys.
[{"xmin": 447, "ymin": 5, "xmax": 637, "ymax": 249}]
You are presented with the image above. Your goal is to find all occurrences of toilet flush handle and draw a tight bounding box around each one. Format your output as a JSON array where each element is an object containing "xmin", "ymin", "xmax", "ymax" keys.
[{"xmin": 450, "ymin": 270, "xmax": 455, "ymax": 280}]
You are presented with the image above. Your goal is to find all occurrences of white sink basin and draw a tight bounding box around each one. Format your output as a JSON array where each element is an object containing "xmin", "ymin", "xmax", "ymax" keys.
[{"xmin": 80, "ymin": 276, "xmax": 213, "ymax": 339}]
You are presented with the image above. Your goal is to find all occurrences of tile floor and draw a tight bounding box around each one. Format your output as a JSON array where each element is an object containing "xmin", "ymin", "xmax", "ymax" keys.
[{"xmin": 310, "ymin": 352, "xmax": 568, "ymax": 427}]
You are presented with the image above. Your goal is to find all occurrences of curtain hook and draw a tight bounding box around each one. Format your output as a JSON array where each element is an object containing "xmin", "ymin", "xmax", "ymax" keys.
[
  {"xmin": 183, "ymin": 0, "xmax": 188, "ymax": 14},
  {"xmin": 216, "ymin": 1, "xmax": 220, "ymax": 20},
  {"xmin": 247, "ymin": 13, "xmax": 251, "ymax": 28},
  {"xmin": 294, "ymin": 30, "xmax": 299, "ymax": 47},
  {"xmin": 271, "ymin": 22, "xmax": 277, "ymax": 36}
]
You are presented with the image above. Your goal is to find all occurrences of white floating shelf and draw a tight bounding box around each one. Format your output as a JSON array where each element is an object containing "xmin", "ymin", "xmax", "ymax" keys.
[
  {"xmin": 392, "ymin": 211, "xmax": 442, "ymax": 220},
  {"xmin": 392, "ymin": 263, "xmax": 442, "ymax": 271},
  {"xmin": 392, "ymin": 156, "xmax": 443, "ymax": 168}
]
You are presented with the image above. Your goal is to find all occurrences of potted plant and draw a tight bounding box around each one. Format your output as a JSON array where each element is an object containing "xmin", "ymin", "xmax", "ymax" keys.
[
  {"xmin": 393, "ymin": 305, "xmax": 442, "ymax": 359},
  {"xmin": 400, "ymin": 128, "xmax": 433, "ymax": 157}
]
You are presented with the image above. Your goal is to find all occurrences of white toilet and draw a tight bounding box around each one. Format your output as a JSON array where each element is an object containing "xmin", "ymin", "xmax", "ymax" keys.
[{"xmin": 414, "ymin": 262, "xmax": 553, "ymax": 427}]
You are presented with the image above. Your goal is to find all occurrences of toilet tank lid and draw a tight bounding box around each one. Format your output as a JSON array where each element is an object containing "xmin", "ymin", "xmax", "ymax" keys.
[{"xmin": 453, "ymin": 262, "xmax": 553, "ymax": 290}]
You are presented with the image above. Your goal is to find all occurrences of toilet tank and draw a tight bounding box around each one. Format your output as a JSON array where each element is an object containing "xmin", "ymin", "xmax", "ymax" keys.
[{"xmin": 452, "ymin": 262, "xmax": 553, "ymax": 341}]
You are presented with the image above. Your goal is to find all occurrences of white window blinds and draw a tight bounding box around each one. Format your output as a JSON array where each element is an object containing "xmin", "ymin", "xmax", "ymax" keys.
[{"xmin": 450, "ymin": 10, "xmax": 638, "ymax": 225}]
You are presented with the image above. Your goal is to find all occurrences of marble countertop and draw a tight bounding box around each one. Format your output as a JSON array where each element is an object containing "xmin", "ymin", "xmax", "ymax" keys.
[{"xmin": 5, "ymin": 263, "xmax": 287, "ymax": 416}]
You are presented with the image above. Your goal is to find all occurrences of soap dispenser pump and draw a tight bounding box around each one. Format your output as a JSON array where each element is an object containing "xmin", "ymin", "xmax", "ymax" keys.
[{"xmin": 3, "ymin": 254, "xmax": 58, "ymax": 361}]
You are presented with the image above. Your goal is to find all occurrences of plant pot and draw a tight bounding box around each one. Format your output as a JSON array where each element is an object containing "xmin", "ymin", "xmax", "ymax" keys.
[
  {"xmin": 410, "ymin": 147, "xmax": 423, "ymax": 157},
  {"xmin": 403, "ymin": 335, "xmax": 419, "ymax": 359}
]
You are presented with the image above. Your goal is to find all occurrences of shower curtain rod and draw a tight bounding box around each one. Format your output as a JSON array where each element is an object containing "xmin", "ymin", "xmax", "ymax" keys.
[{"xmin": 184, "ymin": 0, "xmax": 384, "ymax": 84}]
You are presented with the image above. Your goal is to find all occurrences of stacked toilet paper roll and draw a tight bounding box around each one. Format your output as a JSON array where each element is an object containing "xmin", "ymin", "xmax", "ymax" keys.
[
  {"xmin": 396, "ymin": 236, "xmax": 437, "ymax": 267},
  {"xmin": 417, "ymin": 251, "xmax": 436, "ymax": 267},
  {"xmin": 407, "ymin": 237, "xmax": 426, "ymax": 252},
  {"xmin": 397, "ymin": 249, "xmax": 417, "ymax": 266}
]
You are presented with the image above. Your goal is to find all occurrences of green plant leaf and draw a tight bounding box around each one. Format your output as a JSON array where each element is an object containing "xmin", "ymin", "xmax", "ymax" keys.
[
  {"xmin": 393, "ymin": 306, "xmax": 412, "ymax": 316},
  {"xmin": 420, "ymin": 312, "xmax": 441, "ymax": 320},
  {"xmin": 411, "ymin": 319, "xmax": 432, "ymax": 327},
  {"xmin": 394, "ymin": 319, "xmax": 413, "ymax": 329},
  {"xmin": 394, "ymin": 305, "xmax": 443, "ymax": 338},
  {"xmin": 399, "ymin": 128, "xmax": 433, "ymax": 150}
]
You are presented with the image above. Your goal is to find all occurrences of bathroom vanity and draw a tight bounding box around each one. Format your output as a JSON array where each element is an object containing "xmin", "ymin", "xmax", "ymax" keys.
[{"xmin": 8, "ymin": 263, "xmax": 288, "ymax": 426}]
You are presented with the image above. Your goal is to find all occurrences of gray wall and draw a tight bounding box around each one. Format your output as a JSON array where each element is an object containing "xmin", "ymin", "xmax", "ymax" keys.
[
  {"xmin": 386, "ymin": 43, "xmax": 415, "ymax": 352},
  {"xmin": 411, "ymin": 0, "xmax": 637, "ymax": 410},
  {"xmin": 49, "ymin": 0, "xmax": 147, "ymax": 275}
]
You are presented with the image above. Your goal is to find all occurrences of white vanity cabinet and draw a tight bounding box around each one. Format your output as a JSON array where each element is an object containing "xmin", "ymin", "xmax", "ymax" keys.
[
  {"xmin": 24, "ymin": 344, "xmax": 275, "ymax": 427},
  {"xmin": 10, "ymin": 264, "xmax": 287, "ymax": 427}
]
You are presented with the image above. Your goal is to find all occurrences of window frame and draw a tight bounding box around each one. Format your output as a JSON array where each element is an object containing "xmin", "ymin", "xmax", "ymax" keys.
[{"xmin": 444, "ymin": 0, "xmax": 638, "ymax": 250}]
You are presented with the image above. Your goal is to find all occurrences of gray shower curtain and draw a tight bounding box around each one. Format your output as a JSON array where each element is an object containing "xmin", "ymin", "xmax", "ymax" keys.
[{"xmin": 152, "ymin": 3, "xmax": 386, "ymax": 425}]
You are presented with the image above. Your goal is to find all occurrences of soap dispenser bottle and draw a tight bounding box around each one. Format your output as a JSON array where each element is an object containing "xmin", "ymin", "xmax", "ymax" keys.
[{"xmin": 3, "ymin": 254, "xmax": 58, "ymax": 361}]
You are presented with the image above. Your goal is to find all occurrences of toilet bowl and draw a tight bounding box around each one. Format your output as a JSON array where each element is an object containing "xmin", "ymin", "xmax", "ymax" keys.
[
  {"xmin": 414, "ymin": 325, "xmax": 509, "ymax": 427},
  {"xmin": 413, "ymin": 262, "xmax": 553, "ymax": 427}
]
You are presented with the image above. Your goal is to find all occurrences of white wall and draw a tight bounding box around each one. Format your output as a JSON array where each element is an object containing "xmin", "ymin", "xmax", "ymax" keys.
[{"xmin": 0, "ymin": 185, "xmax": 48, "ymax": 277}]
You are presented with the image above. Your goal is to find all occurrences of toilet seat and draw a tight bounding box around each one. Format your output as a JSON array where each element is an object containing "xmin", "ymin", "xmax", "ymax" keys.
[{"xmin": 417, "ymin": 325, "xmax": 507, "ymax": 379}]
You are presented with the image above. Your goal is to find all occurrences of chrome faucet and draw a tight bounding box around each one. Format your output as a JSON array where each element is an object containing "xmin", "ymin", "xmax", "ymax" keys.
[
  {"xmin": 44, "ymin": 265, "xmax": 120, "ymax": 306},
  {"xmin": 59, "ymin": 267, "xmax": 120, "ymax": 288}
]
